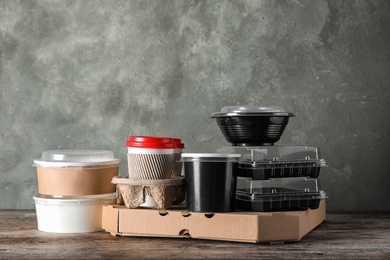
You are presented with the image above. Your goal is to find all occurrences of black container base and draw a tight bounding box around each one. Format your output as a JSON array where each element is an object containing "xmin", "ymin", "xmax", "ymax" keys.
[{"xmin": 235, "ymin": 198, "xmax": 321, "ymax": 212}]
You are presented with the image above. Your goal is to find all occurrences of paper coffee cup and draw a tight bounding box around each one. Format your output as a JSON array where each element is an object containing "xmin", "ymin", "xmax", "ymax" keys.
[{"xmin": 126, "ymin": 136, "xmax": 176, "ymax": 179}]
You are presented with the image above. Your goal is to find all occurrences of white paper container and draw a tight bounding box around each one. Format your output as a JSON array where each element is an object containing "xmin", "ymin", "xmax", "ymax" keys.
[
  {"xmin": 33, "ymin": 193, "xmax": 115, "ymax": 233},
  {"xmin": 33, "ymin": 150, "xmax": 120, "ymax": 196}
]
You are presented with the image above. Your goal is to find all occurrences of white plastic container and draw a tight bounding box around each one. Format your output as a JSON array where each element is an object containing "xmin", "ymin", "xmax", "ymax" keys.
[{"xmin": 33, "ymin": 193, "xmax": 115, "ymax": 233}]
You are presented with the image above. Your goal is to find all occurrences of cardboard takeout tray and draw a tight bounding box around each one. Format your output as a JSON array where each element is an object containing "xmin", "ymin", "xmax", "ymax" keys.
[{"xmin": 102, "ymin": 200, "xmax": 326, "ymax": 244}]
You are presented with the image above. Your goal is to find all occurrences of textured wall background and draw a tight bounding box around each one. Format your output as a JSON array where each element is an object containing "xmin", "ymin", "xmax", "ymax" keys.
[{"xmin": 1, "ymin": 0, "xmax": 389, "ymax": 211}]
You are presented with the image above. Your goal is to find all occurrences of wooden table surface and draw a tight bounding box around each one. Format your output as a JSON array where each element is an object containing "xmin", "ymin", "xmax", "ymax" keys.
[{"xmin": 0, "ymin": 210, "xmax": 389, "ymax": 259}]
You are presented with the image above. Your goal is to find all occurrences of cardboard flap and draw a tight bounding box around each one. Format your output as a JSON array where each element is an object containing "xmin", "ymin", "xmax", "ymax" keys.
[
  {"xmin": 258, "ymin": 212, "xmax": 300, "ymax": 242},
  {"xmin": 187, "ymin": 212, "xmax": 259, "ymax": 242},
  {"xmin": 102, "ymin": 205, "xmax": 119, "ymax": 234},
  {"xmin": 298, "ymin": 202, "xmax": 326, "ymax": 238},
  {"xmin": 119, "ymin": 208, "xmax": 186, "ymax": 236}
]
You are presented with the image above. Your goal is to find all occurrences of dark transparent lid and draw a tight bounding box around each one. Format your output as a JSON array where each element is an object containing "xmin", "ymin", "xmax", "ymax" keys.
[{"xmin": 218, "ymin": 145, "xmax": 326, "ymax": 166}]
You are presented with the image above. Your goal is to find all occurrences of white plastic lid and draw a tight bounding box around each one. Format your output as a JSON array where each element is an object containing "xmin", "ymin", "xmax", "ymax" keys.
[
  {"xmin": 211, "ymin": 106, "xmax": 294, "ymax": 117},
  {"xmin": 181, "ymin": 153, "xmax": 241, "ymax": 162},
  {"xmin": 33, "ymin": 150, "xmax": 120, "ymax": 168}
]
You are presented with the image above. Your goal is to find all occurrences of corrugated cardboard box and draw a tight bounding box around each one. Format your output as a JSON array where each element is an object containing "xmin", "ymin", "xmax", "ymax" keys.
[{"xmin": 102, "ymin": 200, "xmax": 325, "ymax": 244}]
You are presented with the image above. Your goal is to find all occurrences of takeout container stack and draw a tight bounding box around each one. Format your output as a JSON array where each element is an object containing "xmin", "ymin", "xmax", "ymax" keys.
[
  {"xmin": 113, "ymin": 136, "xmax": 185, "ymax": 210},
  {"xmin": 32, "ymin": 150, "xmax": 120, "ymax": 233},
  {"xmin": 211, "ymin": 106, "xmax": 327, "ymax": 212}
]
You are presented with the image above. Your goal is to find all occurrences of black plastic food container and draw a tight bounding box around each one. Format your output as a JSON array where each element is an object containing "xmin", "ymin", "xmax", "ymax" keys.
[
  {"xmin": 181, "ymin": 153, "xmax": 240, "ymax": 212},
  {"xmin": 235, "ymin": 188, "xmax": 326, "ymax": 212},
  {"xmin": 238, "ymin": 161, "xmax": 323, "ymax": 180},
  {"xmin": 210, "ymin": 106, "xmax": 295, "ymax": 146},
  {"xmin": 236, "ymin": 176, "xmax": 320, "ymax": 194},
  {"xmin": 218, "ymin": 145, "xmax": 327, "ymax": 179}
]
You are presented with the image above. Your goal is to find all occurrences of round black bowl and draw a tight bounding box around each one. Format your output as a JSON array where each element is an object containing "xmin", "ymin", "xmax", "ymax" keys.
[{"xmin": 211, "ymin": 106, "xmax": 294, "ymax": 146}]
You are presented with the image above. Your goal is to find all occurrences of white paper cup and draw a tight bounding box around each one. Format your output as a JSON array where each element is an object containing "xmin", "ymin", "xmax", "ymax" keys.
[{"xmin": 127, "ymin": 151, "xmax": 174, "ymax": 179}]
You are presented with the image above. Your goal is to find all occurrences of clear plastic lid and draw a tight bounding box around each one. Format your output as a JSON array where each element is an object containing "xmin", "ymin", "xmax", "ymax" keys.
[
  {"xmin": 211, "ymin": 106, "xmax": 294, "ymax": 117},
  {"xmin": 33, "ymin": 150, "xmax": 120, "ymax": 168},
  {"xmin": 181, "ymin": 153, "xmax": 241, "ymax": 162},
  {"xmin": 236, "ymin": 177, "xmax": 320, "ymax": 193},
  {"xmin": 222, "ymin": 106, "xmax": 285, "ymax": 113},
  {"xmin": 33, "ymin": 193, "xmax": 116, "ymax": 205},
  {"xmin": 217, "ymin": 145, "xmax": 326, "ymax": 165}
]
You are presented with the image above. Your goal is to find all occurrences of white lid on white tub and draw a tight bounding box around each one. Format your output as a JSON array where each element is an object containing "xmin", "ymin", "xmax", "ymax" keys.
[{"xmin": 33, "ymin": 150, "xmax": 120, "ymax": 168}]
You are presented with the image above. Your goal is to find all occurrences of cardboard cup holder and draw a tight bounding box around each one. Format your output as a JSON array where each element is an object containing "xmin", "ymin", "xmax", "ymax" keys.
[{"xmin": 112, "ymin": 176, "xmax": 184, "ymax": 210}]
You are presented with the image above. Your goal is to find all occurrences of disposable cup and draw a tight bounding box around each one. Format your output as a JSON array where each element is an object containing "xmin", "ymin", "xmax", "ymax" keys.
[
  {"xmin": 126, "ymin": 136, "xmax": 175, "ymax": 179},
  {"xmin": 181, "ymin": 153, "xmax": 240, "ymax": 212}
]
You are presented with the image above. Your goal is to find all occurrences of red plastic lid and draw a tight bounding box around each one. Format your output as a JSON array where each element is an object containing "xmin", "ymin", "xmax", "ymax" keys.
[
  {"xmin": 126, "ymin": 136, "xmax": 177, "ymax": 148},
  {"xmin": 172, "ymin": 138, "xmax": 185, "ymax": 149}
]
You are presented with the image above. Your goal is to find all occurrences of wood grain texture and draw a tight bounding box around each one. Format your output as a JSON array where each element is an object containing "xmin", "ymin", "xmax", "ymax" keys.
[{"xmin": 0, "ymin": 210, "xmax": 389, "ymax": 259}]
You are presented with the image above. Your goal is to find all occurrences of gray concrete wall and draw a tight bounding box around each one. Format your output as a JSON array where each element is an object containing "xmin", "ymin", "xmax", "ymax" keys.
[{"xmin": 1, "ymin": 0, "xmax": 389, "ymax": 211}]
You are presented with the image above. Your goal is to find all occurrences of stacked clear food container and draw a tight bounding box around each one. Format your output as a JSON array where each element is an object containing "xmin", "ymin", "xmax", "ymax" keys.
[{"xmin": 211, "ymin": 106, "xmax": 327, "ymax": 212}]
